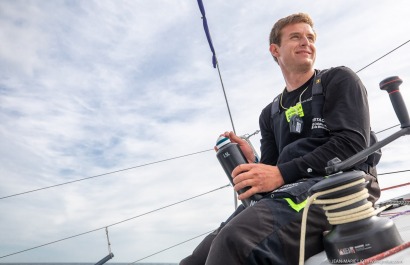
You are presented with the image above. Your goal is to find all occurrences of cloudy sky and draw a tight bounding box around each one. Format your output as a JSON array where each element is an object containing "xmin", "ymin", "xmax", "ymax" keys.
[{"xmin": 1, "ymin": 0, "xmax": 410, "ymax": 263}]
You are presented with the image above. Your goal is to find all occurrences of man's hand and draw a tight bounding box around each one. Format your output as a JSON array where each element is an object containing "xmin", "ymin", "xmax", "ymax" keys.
[
  {"xmin": 232, "ymin": 163, "xmax": 285, "ymax": 200},
  {"xmin": 218, "ymin": 131, "xmax": 255, "ymax": 163}
]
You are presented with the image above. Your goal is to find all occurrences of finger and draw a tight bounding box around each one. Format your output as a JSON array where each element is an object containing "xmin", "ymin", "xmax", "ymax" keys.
[
  {"xmin": 233, "ymin": 177, "xmax": 253, "ymax": 191},
  {"xmin": 237, "ymin": 187, "xmax": 258, "ymax": 200},
  {"xmin": 232, "ymin": 164, "xmax": 251, "ymax": 180}
]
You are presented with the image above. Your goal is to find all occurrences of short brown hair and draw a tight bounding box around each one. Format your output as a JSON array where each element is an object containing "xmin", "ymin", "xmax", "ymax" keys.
[{"xmin": 269, "ymin": 13, "xmax": 315, "ymax": 46}]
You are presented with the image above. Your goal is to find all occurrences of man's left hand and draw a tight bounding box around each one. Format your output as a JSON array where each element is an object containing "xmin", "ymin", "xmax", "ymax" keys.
[{"xmin": 232, "ymin": 163, "xmax": 285, "ymax": 200}]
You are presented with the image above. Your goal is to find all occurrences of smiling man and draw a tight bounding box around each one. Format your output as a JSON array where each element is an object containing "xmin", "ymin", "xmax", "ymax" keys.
[
  {"xmin": 180, "ymin": 13, "xmax": 380, "ymax": 265},
  {"xmin": 270, "ymin": 25, "xmax": 315, "ymax": 87}
]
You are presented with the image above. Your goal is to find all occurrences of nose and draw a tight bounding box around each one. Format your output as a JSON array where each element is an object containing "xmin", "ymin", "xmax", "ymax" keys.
[{"xmin": 300, "ymin": 35, "xmax": 309, "ymax": 46}]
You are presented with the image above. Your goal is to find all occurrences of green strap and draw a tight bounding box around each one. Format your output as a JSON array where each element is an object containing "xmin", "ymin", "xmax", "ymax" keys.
[{"xmin": 284, "ymin": 198, "xmax": 308, "ymax": 212}]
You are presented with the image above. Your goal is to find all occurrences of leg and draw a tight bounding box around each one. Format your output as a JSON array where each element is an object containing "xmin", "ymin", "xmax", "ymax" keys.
[
  {"xmin": 205, "ymin": 198, "xmax": 330, "ymax": 265},
  {"xmin": 179, "ymin": 229, "xmax": 219, "ymax": 265},
  {"xmin": 179, "ymin": 205, "xmax": 246, "ymax": 265}
]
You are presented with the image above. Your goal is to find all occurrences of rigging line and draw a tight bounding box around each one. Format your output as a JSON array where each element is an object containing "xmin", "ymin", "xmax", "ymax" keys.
[
  {"xmin": 219, "ymin": 58, "xmax": 239, "ymax": 210},
  {"xmin": 0, "ymin": 226, "xmax": 104, "ymax": 259},
  {"xmin": 0, "ymin": 122, "xmax": 404, "ymax": 202},
  {"xmin": 197, "ymin": 0, "xmax": 238, "ymax": 209},
  {"xmin": 374, "ymin": 124, "xmax": 400, "ymax": 134},
  {"xmin": 5, "ymin": 119, "xmax": 398, "ymax": 199},
  {"xmin": 0, "ymin": 184, "xmax": 230, "ymax": 259},
  {"xmin": 380, "ymin": 181, "xmax": 410, "ymax": 192},
  {"xmin": 104, "ymin": 184, "xmax": 230, "ymax": 228},
  {"xmin": 197, "ymin": 0, "xmax": 236, "ymax": 134},
  {"xmin": 0, "ymin": 148, "xmax": 213, "ymax": 200},
  {"xmin": 378, "ymin": 169, "xmax": 410, "ymax": 176},
  {"xmin": 128, "ymin": 229, "xmax": 214, "ymax": 264},
  {"xmin": 355, "ymin": 39, "xmax": 410, "ymax": 73},
  {"xmin": 2, "ymin": 123, "xmax": 405, "ymax": 202},
  {"xmin": 217, "ymin": 61, "xmax": 237, "ymax": 134}
]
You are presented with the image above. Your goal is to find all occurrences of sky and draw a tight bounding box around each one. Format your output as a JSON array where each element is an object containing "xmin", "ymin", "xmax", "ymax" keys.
[{"xmin": 1, "ymin": 0, "xmax": 410, "ymax": 263}]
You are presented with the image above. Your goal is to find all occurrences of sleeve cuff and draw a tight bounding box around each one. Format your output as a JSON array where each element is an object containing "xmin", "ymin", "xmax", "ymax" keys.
[{"xmin": 277, "ymin": 161, "xmax": 301, "ymax": 184}]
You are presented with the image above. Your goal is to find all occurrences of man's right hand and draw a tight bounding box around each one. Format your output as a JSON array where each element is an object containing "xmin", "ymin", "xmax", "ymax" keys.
[{"xmin": 216, "ymin": 131, "xmax": 256, "ymax": 163}]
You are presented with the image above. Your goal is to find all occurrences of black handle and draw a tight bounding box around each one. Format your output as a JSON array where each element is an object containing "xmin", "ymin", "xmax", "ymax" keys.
[
  {"xmin": 325, "ymin": 127, "xmax": 410, "ymax": 174},
  {"xmin": 325, "ymin": 76, "xmax": 410, "ymax": 174},
  {"xmin": 379, "ymin": 76, "xmax": 410, "ymax": 128},
  {"xmin": 94, "ymin": 253, "xmax": 114, "ymax": 265}
]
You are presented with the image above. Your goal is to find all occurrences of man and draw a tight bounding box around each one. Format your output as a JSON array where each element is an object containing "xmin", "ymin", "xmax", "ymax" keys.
[{"xmin": 180, "ymin": 13, "xmax": 380, "ymax": 265}]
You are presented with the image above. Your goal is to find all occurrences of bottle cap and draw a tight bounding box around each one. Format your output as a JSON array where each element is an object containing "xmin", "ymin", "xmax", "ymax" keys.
[{"xmin": 216, "ymin": 136, "xmax": 230, "ymax": 150}]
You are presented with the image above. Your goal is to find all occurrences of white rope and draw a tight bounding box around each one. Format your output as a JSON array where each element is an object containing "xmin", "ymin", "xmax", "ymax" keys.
[{"xmin": 298, "ymin": 178, "xmax": 378, "ymax": 265}]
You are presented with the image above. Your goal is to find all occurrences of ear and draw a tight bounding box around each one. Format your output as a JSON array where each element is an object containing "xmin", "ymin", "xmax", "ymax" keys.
[{"xmin": 269, "ymin": 43, "xmax": 279, "ymax": 58}]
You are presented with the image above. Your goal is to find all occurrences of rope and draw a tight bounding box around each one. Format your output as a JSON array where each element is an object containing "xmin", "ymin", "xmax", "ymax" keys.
[
  {"xmin": 388, "ymin": 210, "xmax": 410, "ymax": 219},
  {"xmin": 380, "ymin": 181, "xmax": 410, "ymax": 191},
  {"xmin": 0, "ymin": 121, "xmax": 406, "ymax": 202},
  {"xmin": 355, "ymin": 39, "xmax": 410, "ymax": 73},
  {"xmin": 0, "ymin": 184, "xmax": 229, "ymax": 259},
  {"xmin": 380, "ymin": 210, "xmax": 410, "ymax": 219},
  {"xmin": 216, "ymin": 61, "xmax": 236, "ymax": 135},
  {"xmin": 374, "ymin": 124, "xmax": 400, "ymax": 134},
  {"xmin": 378, "ymin": 169, "xmax": 410, "ymax": 177},
  {"xmin": 0, "ymin": 149, "xmax": 213, "ymax": 200},
  {"xmin": 298, "ymin": 178, "xmax": 383, "ymax": 265},
  {"xmin": 128, "ymin": 229, "xmax": 214, "ymax": 264},
  {"xmin": 221, "ymin": 59, "xmax": 238, "ymax": 208},
  {"xmin": 356, "ymin": 241, "xmax": 410, "ymax": 265}
]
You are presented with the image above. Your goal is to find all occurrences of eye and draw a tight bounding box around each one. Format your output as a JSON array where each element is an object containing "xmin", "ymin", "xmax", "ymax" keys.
[{"xmin": 307, "ymin": 35, "xmax": 315, "ymax": 42}]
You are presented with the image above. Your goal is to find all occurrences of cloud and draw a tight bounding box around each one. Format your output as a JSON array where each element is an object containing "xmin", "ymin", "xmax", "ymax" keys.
[{"xmin": 1, "ymin": 0, "xmax": 410, "ymax": 263}]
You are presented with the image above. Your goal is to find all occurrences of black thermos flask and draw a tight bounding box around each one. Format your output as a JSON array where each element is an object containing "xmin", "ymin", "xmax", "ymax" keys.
[{"xmin": 216, "ymin": 136, "xmax": 261, "ymax": 207}]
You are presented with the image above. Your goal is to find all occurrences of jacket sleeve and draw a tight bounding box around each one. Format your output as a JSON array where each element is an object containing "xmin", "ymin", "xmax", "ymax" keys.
[
  {"xmin": 259, "ymin": 103, "xmax": 279, "ymax": 166},
  {"xmin": 277, "ymin": 67, "xmax": 371, "ymax": 183}
]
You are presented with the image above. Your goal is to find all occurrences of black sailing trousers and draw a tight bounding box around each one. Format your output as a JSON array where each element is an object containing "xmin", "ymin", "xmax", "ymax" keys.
[{"xmin": 179, "ymin": 197, "xmax": 331, "ymax": 265}]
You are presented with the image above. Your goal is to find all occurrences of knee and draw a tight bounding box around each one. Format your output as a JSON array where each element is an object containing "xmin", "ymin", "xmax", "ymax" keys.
[
  {"xmin": 213, "ymin": 222, "xmax": 244, "ymax": 248},
  {"xmin": 205, "ymin": 223, "xmax": 246, "ymax": 262}
]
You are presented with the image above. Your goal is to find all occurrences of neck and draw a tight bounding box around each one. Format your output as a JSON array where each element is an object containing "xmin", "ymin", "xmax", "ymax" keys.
[{"xmin": 282, "ymin": 68, "xmax": 315, "ymax": 92}]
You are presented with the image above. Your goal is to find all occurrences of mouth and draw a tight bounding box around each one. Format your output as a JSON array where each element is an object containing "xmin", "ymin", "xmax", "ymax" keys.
[{"xmin": 296, "ymin": 50, "xmax": 312, "ymax": 55}]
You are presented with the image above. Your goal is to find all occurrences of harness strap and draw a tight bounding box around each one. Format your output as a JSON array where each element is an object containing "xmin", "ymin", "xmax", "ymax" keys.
[
  {"xmin": 269, "ymin": 69, "xmax": 379, "ymax": 176},
  {"xmin": 311, "ymin": 69, "xmax": 329, "ymax": 137},
  {"xmin": 270, "ymin": 70, "xmax": 329, "ymax": 137},
  {"xmin": 270, "ymin": 95, "xmax": 280, "ymax": 118}
]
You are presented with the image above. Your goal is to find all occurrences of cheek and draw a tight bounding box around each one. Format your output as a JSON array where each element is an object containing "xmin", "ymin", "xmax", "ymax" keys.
[
  {"xmin": 310, "ymin": 46, "xmax": 317, "ymax": 58},
  {"xmin": 310, "ymin": 44, "xmax": 316, "ymax": 53}
]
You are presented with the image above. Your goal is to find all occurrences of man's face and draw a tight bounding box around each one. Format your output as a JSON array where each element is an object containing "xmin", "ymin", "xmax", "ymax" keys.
[{"xmin": 270, "ymin": 22, "xmax": 316, "ymax": 73}]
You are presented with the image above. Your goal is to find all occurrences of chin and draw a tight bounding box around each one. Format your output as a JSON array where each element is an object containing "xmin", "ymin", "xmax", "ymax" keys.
[{"xmin": 295, "ymin": 63, "xmax": 314, "ymax": 73}]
